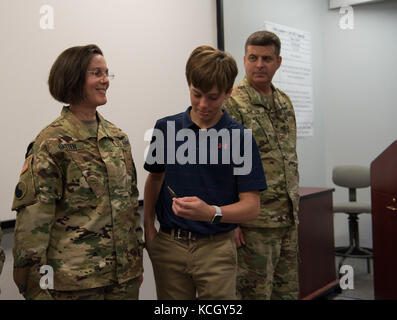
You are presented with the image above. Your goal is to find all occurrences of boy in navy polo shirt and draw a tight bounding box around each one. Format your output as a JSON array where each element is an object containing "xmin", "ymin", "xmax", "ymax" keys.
[{"xmin": 144, "ymin": 45, "xmax": 267, "ymax": 300}]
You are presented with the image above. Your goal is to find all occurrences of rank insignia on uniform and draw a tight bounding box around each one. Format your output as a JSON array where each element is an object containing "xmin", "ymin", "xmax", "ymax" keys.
[{"xmin": 20, "ymin": 155, "xmax": 32, "ymax": 176}]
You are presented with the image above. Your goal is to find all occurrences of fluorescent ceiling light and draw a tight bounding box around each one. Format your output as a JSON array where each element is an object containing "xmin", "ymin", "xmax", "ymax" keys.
[{"xmin": 329, "ymin": 0, "xmax": 384, "ymax": 9}]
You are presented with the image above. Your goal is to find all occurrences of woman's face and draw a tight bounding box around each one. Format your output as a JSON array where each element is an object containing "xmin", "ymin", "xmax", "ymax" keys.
[{"xmin": 83, "ymin": 54, "xmax": 110, "ymax": 108}]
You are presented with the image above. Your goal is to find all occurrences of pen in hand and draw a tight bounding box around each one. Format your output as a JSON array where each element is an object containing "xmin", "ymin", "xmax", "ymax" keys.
[{"xmin": 167, "ymin": 186, "xmax": 178, "ymax": 199}]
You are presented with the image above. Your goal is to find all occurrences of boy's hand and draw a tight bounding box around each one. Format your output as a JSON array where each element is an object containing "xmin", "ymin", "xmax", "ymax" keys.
[{"xmin": 172, "ymin": 196, "xmax": 215, "ymax": 222}]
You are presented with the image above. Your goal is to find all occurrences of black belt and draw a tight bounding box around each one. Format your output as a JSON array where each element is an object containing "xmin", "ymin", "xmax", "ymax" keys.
[{"xmin": 160, "ymin": 227, "xmax": 208, "ymax": 241}]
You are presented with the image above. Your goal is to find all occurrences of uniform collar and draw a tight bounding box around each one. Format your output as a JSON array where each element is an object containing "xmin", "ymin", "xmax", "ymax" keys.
[
  {"xmin": 61, "ymin": 106, "xmax": 112, "ymax": 141},
  {"xmin": 242, "ymin": 76, "xmax": 282, "ymax": 111},
  {"xmin": 96, "ymin": 111, "xmax": 113, "ymax": 141}
]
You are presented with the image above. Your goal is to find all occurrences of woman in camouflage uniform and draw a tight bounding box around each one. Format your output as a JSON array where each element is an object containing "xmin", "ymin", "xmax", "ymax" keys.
[{"xmin": 12, "ymin": 45, "xmax": 143, "ymax": 300}]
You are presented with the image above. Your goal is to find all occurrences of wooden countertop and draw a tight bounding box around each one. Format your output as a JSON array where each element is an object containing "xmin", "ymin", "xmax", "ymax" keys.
[{"xmin": 299, "ymin": 187, "xmax": 334, "ymax": 199}]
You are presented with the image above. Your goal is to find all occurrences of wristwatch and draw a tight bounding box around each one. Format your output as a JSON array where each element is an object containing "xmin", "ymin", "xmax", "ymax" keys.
[{"xmin": 211, "ymin": 205, "xmax": 223, "ymax": 224}]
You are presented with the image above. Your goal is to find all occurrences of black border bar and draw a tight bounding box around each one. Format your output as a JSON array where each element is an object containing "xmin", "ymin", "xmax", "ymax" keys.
[{"xmin": 216, "ymin": 0, "xmax": 225, "ymax": 51}]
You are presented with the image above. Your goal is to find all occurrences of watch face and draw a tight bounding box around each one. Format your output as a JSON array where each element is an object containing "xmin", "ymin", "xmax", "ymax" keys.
[{"xmin": 213, "ymin": 214, "xmax": 222, "ymax": 224}]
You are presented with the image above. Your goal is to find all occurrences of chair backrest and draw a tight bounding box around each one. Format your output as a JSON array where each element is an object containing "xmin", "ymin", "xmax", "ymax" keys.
[{"xmin": 332, "ymin": 165, "xmax": 370, "ymax": 202}]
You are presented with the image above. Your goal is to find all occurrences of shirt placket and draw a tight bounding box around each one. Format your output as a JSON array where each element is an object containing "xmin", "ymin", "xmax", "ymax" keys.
[{"xmin": 97, "ymin": 132, "xmax": 125, "ymax": 280}]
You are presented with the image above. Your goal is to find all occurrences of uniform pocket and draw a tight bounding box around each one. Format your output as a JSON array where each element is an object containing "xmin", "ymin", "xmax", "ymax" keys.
[
  {"xmin": 253, "ymin": 116, "xmax": 277, "ymax": 154},
  {"xmin": 122, "ymin": 147, "xmax": 135, "ymax": 194},
  {"xmin": 122, "ymin": 147, "xmax": 134, "ymax": 174},
  {"xmin": 65, "ymin": 152, "xmax": 106, "ymax": 199}
]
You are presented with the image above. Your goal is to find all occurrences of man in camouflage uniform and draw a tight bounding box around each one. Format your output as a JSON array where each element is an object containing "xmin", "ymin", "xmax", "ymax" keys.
[
  {"xmin": 12, "ymin": 44, "xmax": 143, "ymax": 300},
  {"xmin": 224, "ymin": 30, "xmax": 300, "ymax": 300}
]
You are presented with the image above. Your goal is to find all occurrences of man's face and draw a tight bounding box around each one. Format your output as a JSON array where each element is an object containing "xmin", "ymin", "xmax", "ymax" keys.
[
  {"xmin": 189, "ymin": 84, "xmax": 231, "ymax": 126},
  {"xmin": 244, "ymin": 45, "xmax": 282, "ymax": 91}
]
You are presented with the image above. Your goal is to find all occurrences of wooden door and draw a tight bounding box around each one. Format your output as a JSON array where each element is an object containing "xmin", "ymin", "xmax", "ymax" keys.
[{"xmin": 371, "ymin": 140, "xmax": 397, "ymax": 300}]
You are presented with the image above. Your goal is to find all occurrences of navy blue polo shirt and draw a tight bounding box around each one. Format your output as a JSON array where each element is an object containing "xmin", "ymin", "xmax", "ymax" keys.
[{"xmin": 144, "ymin": 107, "xmax": 267, "ymax": 235}]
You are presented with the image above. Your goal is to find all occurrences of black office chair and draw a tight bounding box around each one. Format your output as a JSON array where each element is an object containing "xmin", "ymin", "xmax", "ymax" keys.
[{"xmin": 332, "ymin": 165, "xmax": 373, "ymax": 274}]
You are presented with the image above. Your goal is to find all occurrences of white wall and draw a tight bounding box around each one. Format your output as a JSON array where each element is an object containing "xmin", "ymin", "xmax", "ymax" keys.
[
  {"xmin": 0, "ymin": 0, "xmax": 216, "ymax": 299},
  {"xmin": 323, "ymin": 0, "xmax": 397, "ymax": 248},
  {"xmin": 223, "ymin": 0, "xmax": 329, "ymax": 187},
  {"xmin": 0, "ymin": 0, "xmax": 217, "ymax": 222},
  {"xmin": 224, "ymin": 0, "xmax": 330, "ymax": 188}
]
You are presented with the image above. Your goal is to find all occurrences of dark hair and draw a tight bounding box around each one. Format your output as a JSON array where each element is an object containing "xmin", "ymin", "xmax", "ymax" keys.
[
  {"xmin": 48, "ymin": 44, "xmax": 103, "ymax": 105},
  {"xmin": 245, "ymin": 31, "xmax": 281, "ymax": 56},
  {"xmin": 185, "ymin": 45, "xmax": 238, "ymax": 94}
]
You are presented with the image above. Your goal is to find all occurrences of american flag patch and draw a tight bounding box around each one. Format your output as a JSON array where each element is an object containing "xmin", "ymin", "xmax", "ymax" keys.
[{"xmin": 20, "ymin": 155, "xmax": 31, "ymax": 176}]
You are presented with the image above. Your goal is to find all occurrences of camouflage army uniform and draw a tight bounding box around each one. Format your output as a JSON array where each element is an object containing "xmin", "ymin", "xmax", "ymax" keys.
[
  {"xmin": 0, "ymin": 226, "xmax": 5, "ymax": 276},
  {"xmin": 12, "ymin": 106, "xmax": 143, "ymax": 300},
  {"xmin": 224, "ymin": 76, "xmax": 299, "ymax": 300}
]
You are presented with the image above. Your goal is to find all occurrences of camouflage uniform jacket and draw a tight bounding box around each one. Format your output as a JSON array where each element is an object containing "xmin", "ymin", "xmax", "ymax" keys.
[
  {"xmin": 224, "ymin": 77, "xmax": 299, "ymax": 228},
  {"xmin": 0, "ymin": 227, "xmax": 5, "ymax": 275},
  {"xmin": 12, "ymin": 106, "xmax": 143, "ymax": 298}
]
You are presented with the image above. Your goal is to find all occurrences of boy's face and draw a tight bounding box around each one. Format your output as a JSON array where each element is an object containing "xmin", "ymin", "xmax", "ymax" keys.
[{"xmin": 189, "ymin": 84, "xmax": 232, "ymax": 127}]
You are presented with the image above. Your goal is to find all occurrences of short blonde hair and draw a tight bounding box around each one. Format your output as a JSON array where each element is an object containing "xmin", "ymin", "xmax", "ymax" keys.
[{"xmin": 185, "ymin": 45, "xmax": 238, "ymax": 93}]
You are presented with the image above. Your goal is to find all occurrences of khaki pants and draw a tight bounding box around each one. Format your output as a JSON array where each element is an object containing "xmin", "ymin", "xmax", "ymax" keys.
[
  {"xmin": 237, "ymin": 226, "xmax": 299, "ymax": 300},
  {"xmin": 147, "ymin": 229, "xmax": 237, "ymax": 300},
  {"xmin": 48, "ymin": 277, "xmax": 140, "ymax": 300}
]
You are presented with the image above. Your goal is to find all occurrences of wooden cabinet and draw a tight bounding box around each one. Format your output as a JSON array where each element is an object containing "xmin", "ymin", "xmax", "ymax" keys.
[
  {"xmin": 298, "ymin": 187, "xmax": 339, "ymax": 299},
  {"xmin": 371, "ymin": 140, "xmax": 397, "ymax": 300}
]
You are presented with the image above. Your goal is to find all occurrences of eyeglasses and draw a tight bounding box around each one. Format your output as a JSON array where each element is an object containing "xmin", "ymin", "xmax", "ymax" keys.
[{"xmin": 87, "ymin": 70, "xmax": 115, "ymax": 80}]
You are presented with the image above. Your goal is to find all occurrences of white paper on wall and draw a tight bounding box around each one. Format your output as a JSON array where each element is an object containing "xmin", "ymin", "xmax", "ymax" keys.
[{"xmin": 264, "ymin": 21, "xmax": 314, "ymax": 137}]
